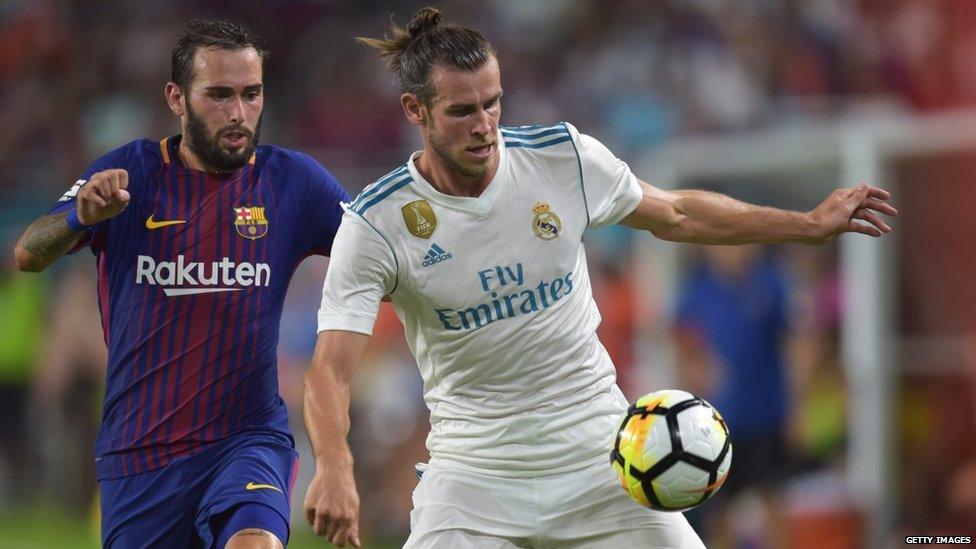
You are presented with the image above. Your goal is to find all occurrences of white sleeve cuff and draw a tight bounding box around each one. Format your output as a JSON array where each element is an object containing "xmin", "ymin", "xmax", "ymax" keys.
[
  {"xmin": 602, "ymin": 173, "xmax": 643, "ymax": 227},
  {"xmin": 317, "ymin": 311, "xmax": 377, "ymax": 335}
]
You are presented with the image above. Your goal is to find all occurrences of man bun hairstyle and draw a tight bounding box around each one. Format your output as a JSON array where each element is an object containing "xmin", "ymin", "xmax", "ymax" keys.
[
  {"xmin": 407, "ymin": 6, "xmax": 443, "ymax": 37},
  {"xmin": 171, "ymin": 19, "xmax": 269, "ymax": 90},
  {"xmin": 358, "ymin": 7, "xmax": 496, "ymax": 105}
]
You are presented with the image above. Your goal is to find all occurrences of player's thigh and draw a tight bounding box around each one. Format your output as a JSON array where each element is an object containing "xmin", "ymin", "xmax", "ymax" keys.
[
  {"xmin": 551, "ymin": 506, "xmax": 703, "ymax": 549},
  {"xmin": 559, "ymin": 495, "xmax": 704, "ymax": 549},
  {"xmin": 405, "ymin": 528, "xmax": 529, "ymax": 549},
  {"xmin": 556, "ymin": 516, "xmax": 704, "ymax": 549},
  {"xmin": 194, "ymin": 435, "xmax": 298, "ymax": 548},
  {"xmin": 407, "ymin": 463, "xmax": 535, "ymax": 546},
  {"xmin": 542, "ymin": 462, "xmax": 704, "ymax": 548},
  {"xmin": 99, "ymin": 464, "xmax": 198, "ymax": 548}
]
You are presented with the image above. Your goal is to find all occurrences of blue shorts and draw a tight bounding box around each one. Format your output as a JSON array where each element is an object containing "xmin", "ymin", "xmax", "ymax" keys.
[{"xmin": 99, "ymin": 432, "xmax": 299, "ymax": 548}]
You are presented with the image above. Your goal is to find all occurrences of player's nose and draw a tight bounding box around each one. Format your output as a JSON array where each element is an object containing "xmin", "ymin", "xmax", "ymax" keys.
[
  {"xmin": 227, "ymin": 97, "xmax": 246, "ymax": 124},
  {"xmin": 471, "ymin": 108, "xmax": 492, "ymax": 137}
]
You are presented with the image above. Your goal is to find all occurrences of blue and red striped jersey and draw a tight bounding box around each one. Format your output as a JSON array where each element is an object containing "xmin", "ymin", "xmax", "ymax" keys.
[{"xmin": 50, "ymin": 136, "xmax": 349, "ymax": 479}]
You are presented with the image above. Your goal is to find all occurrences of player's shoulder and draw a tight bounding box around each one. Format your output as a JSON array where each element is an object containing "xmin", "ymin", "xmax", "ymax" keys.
[
  {"xmin": 84, "ymin": 138, "xmax": 164, "ymax": 181},
  {"xmin": 346, "ymin": 163, "xmax": 414, "ymax": 218},
  {"xmin": 98, "ymin": 138, "xmax": 162, "ymax": 166},
  {"xmin": 260, "ymin": 146, "xmax": 350, "ymax": 208},
  {"xmin": 500, "ymin": 121, "xmax": 577, "ymax": 152},
  {"xmin": 261, "ymin": 144, "xmax": 341, "ymax": 183},
  {"xmin": 119, "ymin": 138, "xmax": 163, "ymax": 158},
  {"xmin": 258, "ymin": 144, "xmax": 311, "ymax": 166},
  {"xmin": 259, "ymin": 145, "xmax": 323, "ymax": 173}
]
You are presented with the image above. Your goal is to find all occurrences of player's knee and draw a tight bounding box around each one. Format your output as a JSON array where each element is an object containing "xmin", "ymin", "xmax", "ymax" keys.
[
  {"xmin": 223, "ymin": 528, "xmax": 284, "ymax": 549},
  {"xmin": 214, "ymin": 502, "xmax": 289, "ymax": 549}
]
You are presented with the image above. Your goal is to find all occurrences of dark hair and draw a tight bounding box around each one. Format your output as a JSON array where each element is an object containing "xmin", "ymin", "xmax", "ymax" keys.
[
  {"xmin": 171, "ymin": 19, "xmax": 268, "ymax": 89},
  {"xmin": 357, "ymin": 7, "xmax": 495, "ymax": 104}
]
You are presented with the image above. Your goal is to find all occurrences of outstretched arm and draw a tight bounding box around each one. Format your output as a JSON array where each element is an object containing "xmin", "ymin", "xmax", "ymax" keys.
[
  {"xmin": 620, "ymin": 180, "xmax": 897, "ymax": 245},
  {"xmin": 14, "ymin": 169, "xmax": 130, "ymax": 271},
  {"xmin": 303, "ymin": 329, "xmax": 368, "ymax": 548}
]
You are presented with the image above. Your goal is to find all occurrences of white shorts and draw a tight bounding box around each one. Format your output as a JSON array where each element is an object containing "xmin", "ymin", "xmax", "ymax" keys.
[{"xmin": 404, "ymin": 460, "xmax": 705, "ymax": 549}]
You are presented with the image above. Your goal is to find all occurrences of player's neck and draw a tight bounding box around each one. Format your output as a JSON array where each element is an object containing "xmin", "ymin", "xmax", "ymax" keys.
[
  {"xmin": 414, "ymin": 149, "xmax": 498, "ymax": 198},
  {"xmin": 176, "ymin": 138, "xmax": 231, "ymax": 175}
]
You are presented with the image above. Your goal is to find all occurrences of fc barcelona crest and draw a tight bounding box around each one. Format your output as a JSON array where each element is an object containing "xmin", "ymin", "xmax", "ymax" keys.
[
  {"xmin": 234, "ymin": 206, "xmax": 269, "ymax": 239},
  {"xmin": 401, "ymin": 200, "xmax": 437, "ymax": 239}
]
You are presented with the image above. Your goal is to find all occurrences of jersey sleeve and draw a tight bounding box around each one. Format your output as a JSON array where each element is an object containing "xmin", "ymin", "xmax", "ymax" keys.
[
  {"xmin": 317, "ymin": 211, "xmax": 398, "ymax": 335},
  {"xmin": 47, "ymin": 143, "xmax": 137, "ymax": 252},
  {"xmin": 299, "ymin": 157, "xmax": 351, "ymax": 256},
  {"xmin": 566, "ymin": 123, "xmax": 643, "ymax": 229}
]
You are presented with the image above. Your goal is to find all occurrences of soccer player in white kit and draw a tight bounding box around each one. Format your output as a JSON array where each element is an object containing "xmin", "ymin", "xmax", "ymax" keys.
[{"xmin": 301, "ymin": 8, "xmax": 897, "ymax": 548}]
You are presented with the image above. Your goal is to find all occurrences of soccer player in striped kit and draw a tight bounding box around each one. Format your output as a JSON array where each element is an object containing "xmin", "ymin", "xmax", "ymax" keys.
[
  {"xmin": 302, "ymin": 7, "xmax": 897, "ymax": 549},
  {"xmin": 13, "ymin": 20, "xmax": 349, "ymax": 548}
]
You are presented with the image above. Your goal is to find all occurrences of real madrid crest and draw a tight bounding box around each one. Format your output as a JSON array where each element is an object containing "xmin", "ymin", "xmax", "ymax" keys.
[
  {"xmin": 532, "ymin": 202, "xmax": 561, "ymax": 240},
  {"xmin": 234, "ymin": 206, "xmax": 269, "ymax": 239},
  {"xmin": 401, "ymin": 200, "xmax": 437, "ymax": 239}
]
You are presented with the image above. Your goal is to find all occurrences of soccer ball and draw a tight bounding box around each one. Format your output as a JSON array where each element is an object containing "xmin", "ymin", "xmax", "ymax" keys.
[{"xmin": 610, "ymin": 389, "xmax": 732, "ymax": 511}]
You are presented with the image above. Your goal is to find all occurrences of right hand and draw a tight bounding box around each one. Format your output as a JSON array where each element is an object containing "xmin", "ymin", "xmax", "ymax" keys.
[
  {"xmin": 76, "ymin": 169, "xmax": 130, "ymax": 225},
  {"xmin": 304, "ymin": 463, "xmax": 361, "ymax": 548}
]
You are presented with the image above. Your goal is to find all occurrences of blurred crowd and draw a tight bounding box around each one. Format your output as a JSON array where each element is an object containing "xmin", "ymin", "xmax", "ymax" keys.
[
  {"xmin": 2, "ymin": 0, "xmax": 976, "ymax": 547},
  {"xmin": 4, "ymin": 0, "xmax": 976, "ymax": 203}
]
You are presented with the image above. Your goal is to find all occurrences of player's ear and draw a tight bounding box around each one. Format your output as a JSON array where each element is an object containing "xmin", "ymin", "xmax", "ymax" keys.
[
  {"xmin": 165, "ymin": 82, "xmax": 185, "ymax": 117},
  {"xmin": 401, "ymin": 93, "xmax": 426, "ymax": 126}
]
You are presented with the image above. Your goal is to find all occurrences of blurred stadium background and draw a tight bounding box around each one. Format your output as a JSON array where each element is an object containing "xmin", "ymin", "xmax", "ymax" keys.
[{"xmin": 1, "ymin": 0, "xmax": 975, "ymax": 547}]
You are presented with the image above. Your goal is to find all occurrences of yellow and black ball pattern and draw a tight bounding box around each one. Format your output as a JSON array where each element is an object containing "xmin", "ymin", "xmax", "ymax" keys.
[{"xmin": 610, "ymin": 389, "xmax": 732, "ymax": 511}]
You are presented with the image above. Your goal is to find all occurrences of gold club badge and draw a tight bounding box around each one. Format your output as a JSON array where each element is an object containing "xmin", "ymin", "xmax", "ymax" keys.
[
  {"xmin": 401, "ymin": 200, "xmax": 437, "ymax": 239},
  {"xmin": 532, "ymin": 202, "xmax": 562, "ymax": 240},
  {"xmin": 234, "ymin": 206, "xmax": 269, "ymax": 239}
]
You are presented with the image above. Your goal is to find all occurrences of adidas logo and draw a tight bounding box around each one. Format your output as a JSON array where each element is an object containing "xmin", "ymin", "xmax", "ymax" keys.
[{"xmin": 422, "ymin": 243, "xmax": 453, "ymax": 267}]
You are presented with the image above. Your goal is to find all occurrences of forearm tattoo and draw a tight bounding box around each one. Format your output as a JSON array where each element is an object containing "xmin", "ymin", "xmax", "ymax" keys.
[{"xmin": 21, "ymin": 213, "xmax": 80, "ymax": 260}]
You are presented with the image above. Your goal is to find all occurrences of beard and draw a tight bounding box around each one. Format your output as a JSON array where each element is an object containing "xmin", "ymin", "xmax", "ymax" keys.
[
  {"xmin": 428, "ymin": 121, "xmax": 487, "ymax": 179},
  {"xmin": 185, "ymin": 100, "xmax": 262, "ymax": 172}
]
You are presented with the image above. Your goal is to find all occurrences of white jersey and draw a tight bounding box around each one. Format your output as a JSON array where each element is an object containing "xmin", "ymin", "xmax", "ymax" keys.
[{"xmin": 318, "ymin": 122, "xmax": 643, "ymax": 477}]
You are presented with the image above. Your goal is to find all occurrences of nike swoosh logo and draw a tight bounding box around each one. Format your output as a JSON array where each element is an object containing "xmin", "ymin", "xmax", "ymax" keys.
[
  {"xmin": 245, "ymin": 482, "xmax": 283, "ymax": 493},
  {"xmin": 145, "ymin": 215, "xmax": 186, "ymax": 230}
]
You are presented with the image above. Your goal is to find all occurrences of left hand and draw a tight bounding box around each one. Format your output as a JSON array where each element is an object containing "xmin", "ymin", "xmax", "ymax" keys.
[{"xmin": 806, "ymin": 183, "xmax": 897, "ymax": 244}]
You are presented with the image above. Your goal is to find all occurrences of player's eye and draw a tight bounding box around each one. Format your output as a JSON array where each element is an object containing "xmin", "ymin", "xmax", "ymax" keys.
[{"xmin": 246, "ymin": 91, "xmax": 261, "ymax": 101}]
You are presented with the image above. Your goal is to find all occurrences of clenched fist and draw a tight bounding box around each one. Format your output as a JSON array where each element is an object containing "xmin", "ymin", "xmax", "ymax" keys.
[{"xmin": 76, "ymin": 169, "xmax": 130, "ymax": 225}]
